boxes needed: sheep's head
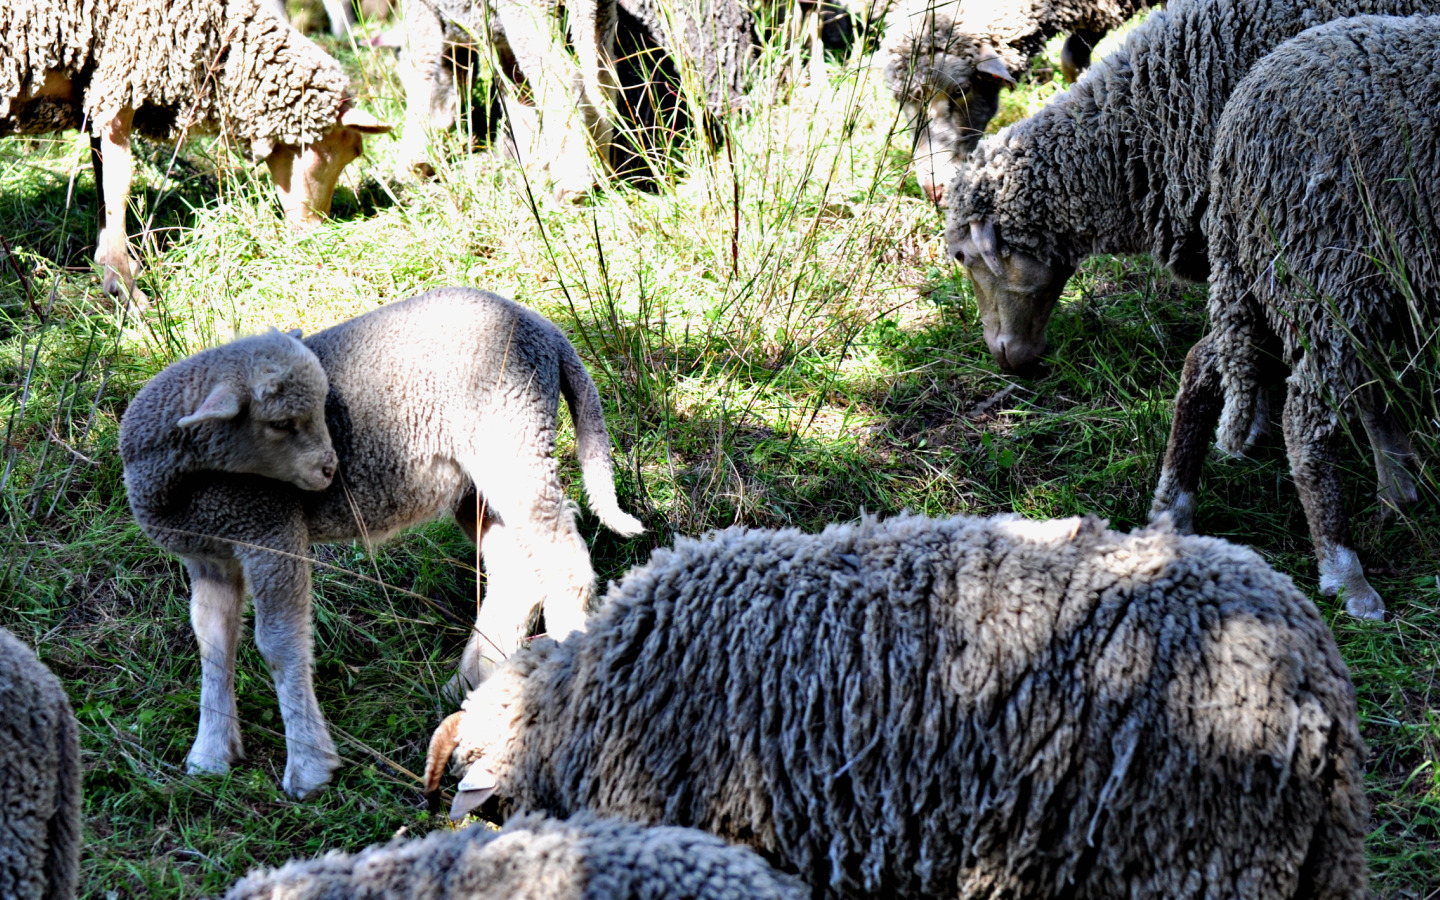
[885,33,1017,202]
[946,216,1073,372]
[176,331,337,491]
[423,653,541,821]
[262,104,391,229]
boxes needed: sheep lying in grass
[0,0,390,300]
[881,0,1153,201]
[427,512,1369,900]
[944,0,1434,372]
[1152,14,1440,620]
[224,812,807,899]
[0,627,81,900]
[120,286,644,799]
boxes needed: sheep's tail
[557,339,645,537]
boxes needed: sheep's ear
[177,383,242,427]
[338,105,392,134]
[449,762,498,821]
[970,219,1004,277]
[424,711,465,814]
[974,50,1016,87]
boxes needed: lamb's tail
[557,338,645,537]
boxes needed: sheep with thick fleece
[881,0,1153,201]
[0,0,389,299]
[120,286,643,799]
[1152,14,1440,620]
[223,812,807,899]
[0,627,81,900]
[427,512,1369,900]
[944,0,1435,372]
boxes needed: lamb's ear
[449,762,498,822]
[177,383,242,428]
[970,219,1004,277]
[974,49,1016,87]
[287,329,303,340]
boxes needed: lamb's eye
[267,419,297,434]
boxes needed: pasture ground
[0,10,1436,898]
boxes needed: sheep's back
[1208,13,1440,372]
[517,514,1361,898]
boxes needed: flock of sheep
[1,0,1435,897]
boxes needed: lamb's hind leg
[1151,333,1225,533]
[185,556,246,776]
[1284,360,1385,619]
[243,549,340,798]
[1356,384,1417,516]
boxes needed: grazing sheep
[395,0,621,202]
[943,0,1434,372]
[120,286,644,799]
[0,0,389,300]
[427,512,1369,900]
[223,812,808,899]
[1152,14,1440,620]
[0,627,81,900]
[881,0,1153,201]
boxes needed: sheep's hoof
[1343,588,1386,621]
[283,751,341,799]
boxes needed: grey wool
[880,0,1152,201]
[944,0,1437,372]
[0,0,388,298]
[222,812,808,899]
[0,627,81,900]
[428,512,1369,900]
[120,286,643,799]
[1152,14,1440,621]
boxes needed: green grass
[1,15,1437,900]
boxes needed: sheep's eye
[267,419,298,435]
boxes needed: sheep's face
[177,332,338,491]
[424,660,535,821]
[947,217,1072,372]
[904,85,1000,203]
[264,107,391,228]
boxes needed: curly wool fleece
[436,512,1369,900]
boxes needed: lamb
[0,0,389,300]
[880,0,1153,201]
[943,0,1435,372]
[426,511,1370,900]
[119,286,644,799]
[1150,13,1440,621]
[223,812,808,899]
[0,627,82,900]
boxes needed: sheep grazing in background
[0,627,81,900]
[0,0,389,300]
[120,286,644,799]
[223,812,808,899]
[427,512,1369,900]
[943,0,1435,372]
[880,0,1153,202]
[1152,14,1440,621]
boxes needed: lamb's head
[177,330,337,491]
[423,647,551,821]
[883,24,1017,202]
[261,103,391,229]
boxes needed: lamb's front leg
[244,548,340,798]
[185,556,246,776]
[92,108,142,301]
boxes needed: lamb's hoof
[1343,589,1386,621]
[1149,492,1195,534]
[283,750,341,799]
[1377,475,1419,521]
[186,751,233,777]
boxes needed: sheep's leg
[185,556,247,776]
[1356,384,1417,516]
[396,0,456,178]
[1283,360,1384,619]
[1059,28,1106,83]
[93,108,141,301]
[244,551,341,798]
[320,0,356,38]
[1151,333,1225,533]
